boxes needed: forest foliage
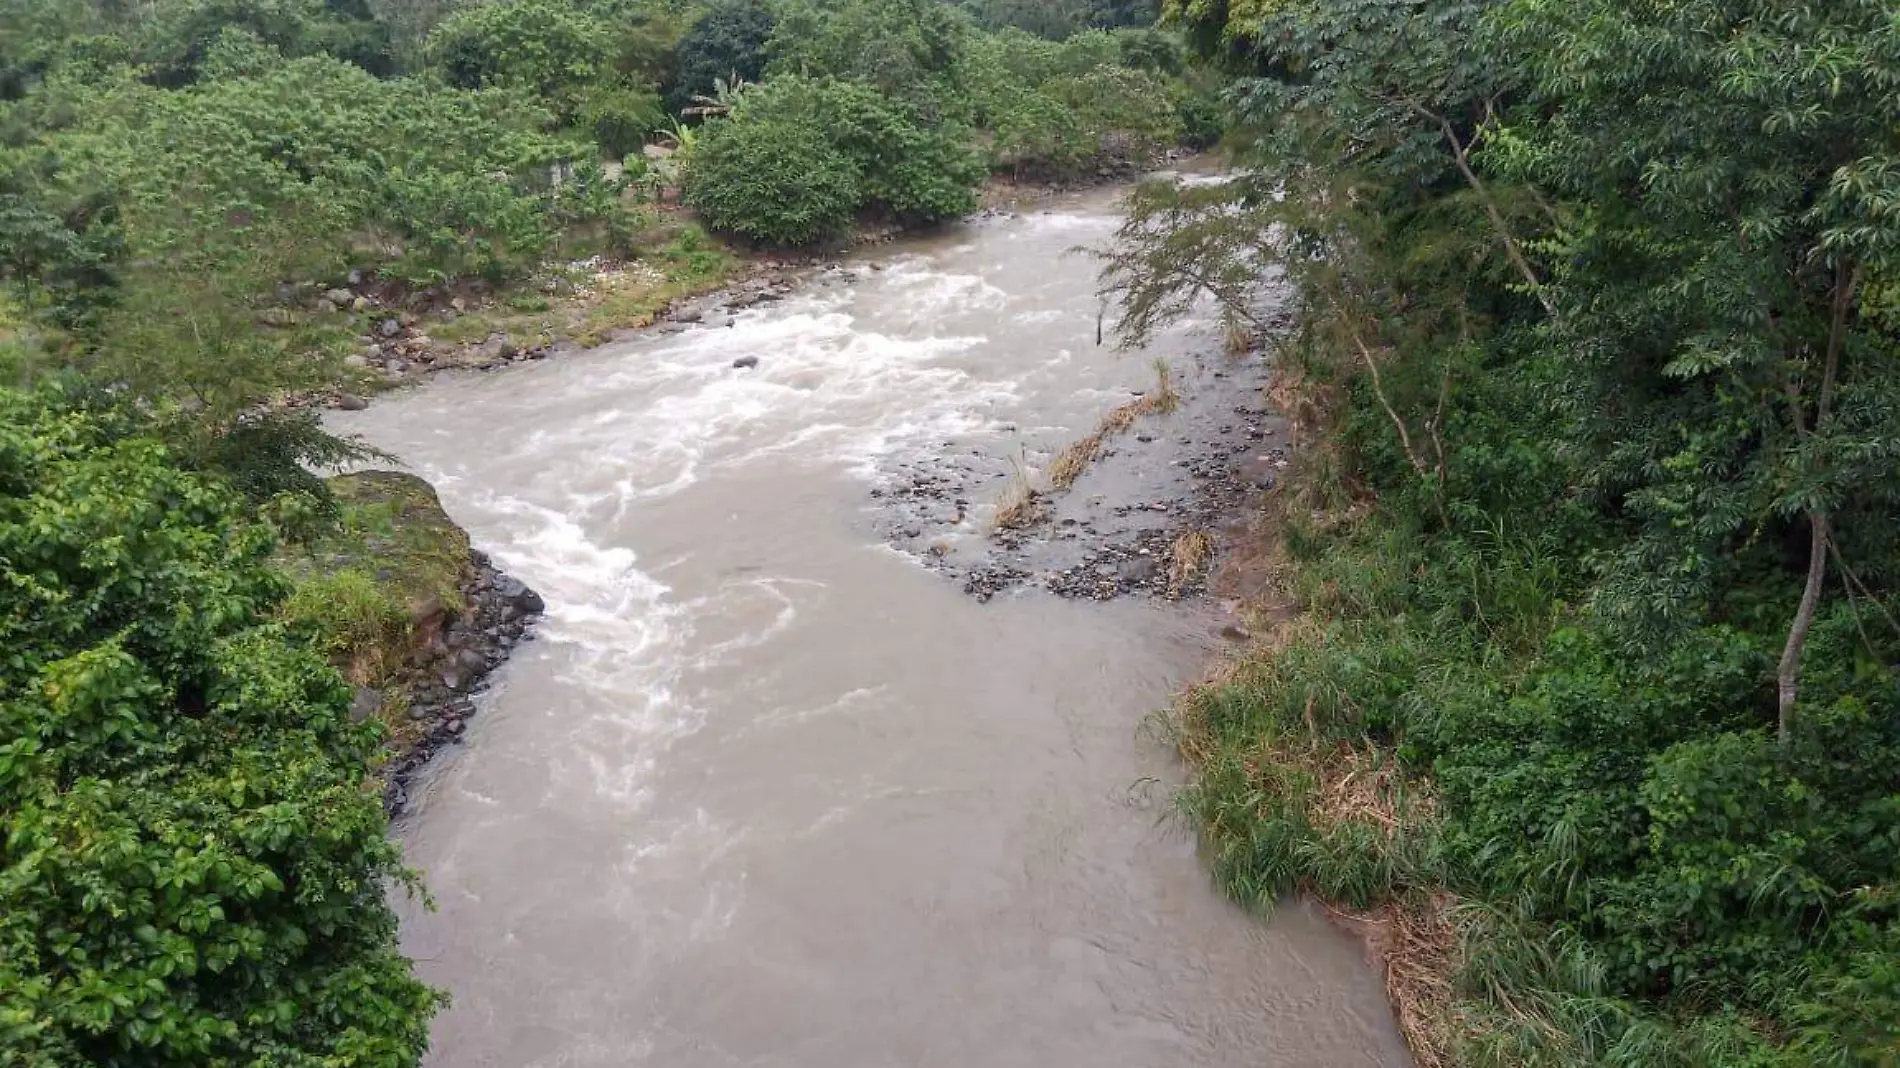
[1106,0,1900,1063]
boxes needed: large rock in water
[492,574,545,614]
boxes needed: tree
[0,387,440,1066]
[426,0,615,122]
[766,0,968,105]
[1483,0,1900,741]
[668,0,776,112]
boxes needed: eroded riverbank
[332,182,1410,1067]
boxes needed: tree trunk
[1778,511,1829,747]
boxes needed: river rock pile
[378,550,543,815]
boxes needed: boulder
[324,287,354,305]
[732,355,759,370]
[492,575,545,615]
[475,334,518,363]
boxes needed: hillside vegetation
[1106,0,1900,1063]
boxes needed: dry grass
[992,481,1045,530]
[991,452,1046,531]
[1223,316,1255,357]
[1040,359,1187,495]
[1048,431,1106,490]
[1166,528,1215,596]
[1326,893,1461,1068]
[1145,357,1181,414]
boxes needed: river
[330,185,1411,1067]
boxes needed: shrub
[0,388,438,1065]
[734,78,982,225]
[682,111,859,245]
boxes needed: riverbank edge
[276,471,546,816]
[1171,497,1461,1067]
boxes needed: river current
[331,185,1411,1067]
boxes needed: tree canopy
[1111,0,1900,1061]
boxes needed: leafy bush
[734,78,983,225]
[0,388,438,1065]
[682,109,859,245]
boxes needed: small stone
[324,287,354,305]
[377,318,402,339]
[347,269,365,286]
[316,299,339,315]
[349,687,384,723]
[335,394,369,411]
[344,354,369,369]
[732,355,759,370]
[352,296,371,312]
[365,344,384,361]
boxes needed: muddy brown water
[330,184,1412,1067]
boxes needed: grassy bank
[273,473,475,742]
[1163,406,1898,1066]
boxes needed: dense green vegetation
[0,387,438,1066]
[1110,0,1900,1063]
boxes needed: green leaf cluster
[1123,0,1900,1060]
[0,388,438,1066]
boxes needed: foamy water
[331,188,1411,1068]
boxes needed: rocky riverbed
[373,548,545,815]
[869,334,1293,607]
